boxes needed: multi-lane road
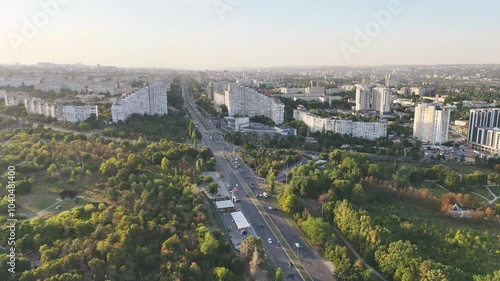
[182,78,335,281]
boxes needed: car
[262,192,268,198]
[277,241,281,246]
[268,206,274,210]
[295,243,300,248]
[259,223,264,229]
[55,205,62,210]
[288,261,294,267]
[267,238,272,244]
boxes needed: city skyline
[1,0,500,69]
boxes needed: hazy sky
[1,0,499,69]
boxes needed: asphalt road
[182,79,335,281]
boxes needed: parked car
[267,238,272,244]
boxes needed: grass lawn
[38,198,95,217]
[419,181,449,198]
[16,176,107,215]
[446,163,492,174]
[468,186,495,200]
[274,181,287,194]
[19,192,59,213]
[486,185,500,197]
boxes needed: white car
[295,243,300,248]
[268,238,273,244]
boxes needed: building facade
[4,93,97,122]
[58,105,98,122]
[372,87,392,114]
[111,82,168,122]
[467,108,500,155]
[413,104,452,144]
[293,110,387,140]
[355,85,392,114]
[225,83,284,125]
[355,86,371,111]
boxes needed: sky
[0,0,499,69]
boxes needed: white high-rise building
[111,82,168,123]
[225,83,284,125]
[413,104,452,144]
[385,74,400,87]
[355,85,391,114]
[467,108,500,155]
[355,86,371,111]
[372,87,392,114]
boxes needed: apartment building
[467,108,500,155]
[225,83,285,125]
[280,87,305,94]
[23,98,58,118]
[372,87,392,114]
[58,105,98,123]
[305,86,325,95]
[385,74,400,87]
[413,104,452,144]
[355,86,372,111]
[355,85,392,114]
[3,93,97,122]
[111,82,168,123]
[293,110,387,140]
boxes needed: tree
[267,168,276,193]
[207,182,218,194]
[375,240,420,281]
[350,183,366,204]
[248,248,261,278]
[240,236,262,260]
[200,232,219,255]
[299,216,330,247]
[392,171,409,189]
[275,267,284,281]
[196,158,204,173]
[473,270,500,281]
[160,157,169,170]
[444,171,461,191]
[213,267,231,281]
